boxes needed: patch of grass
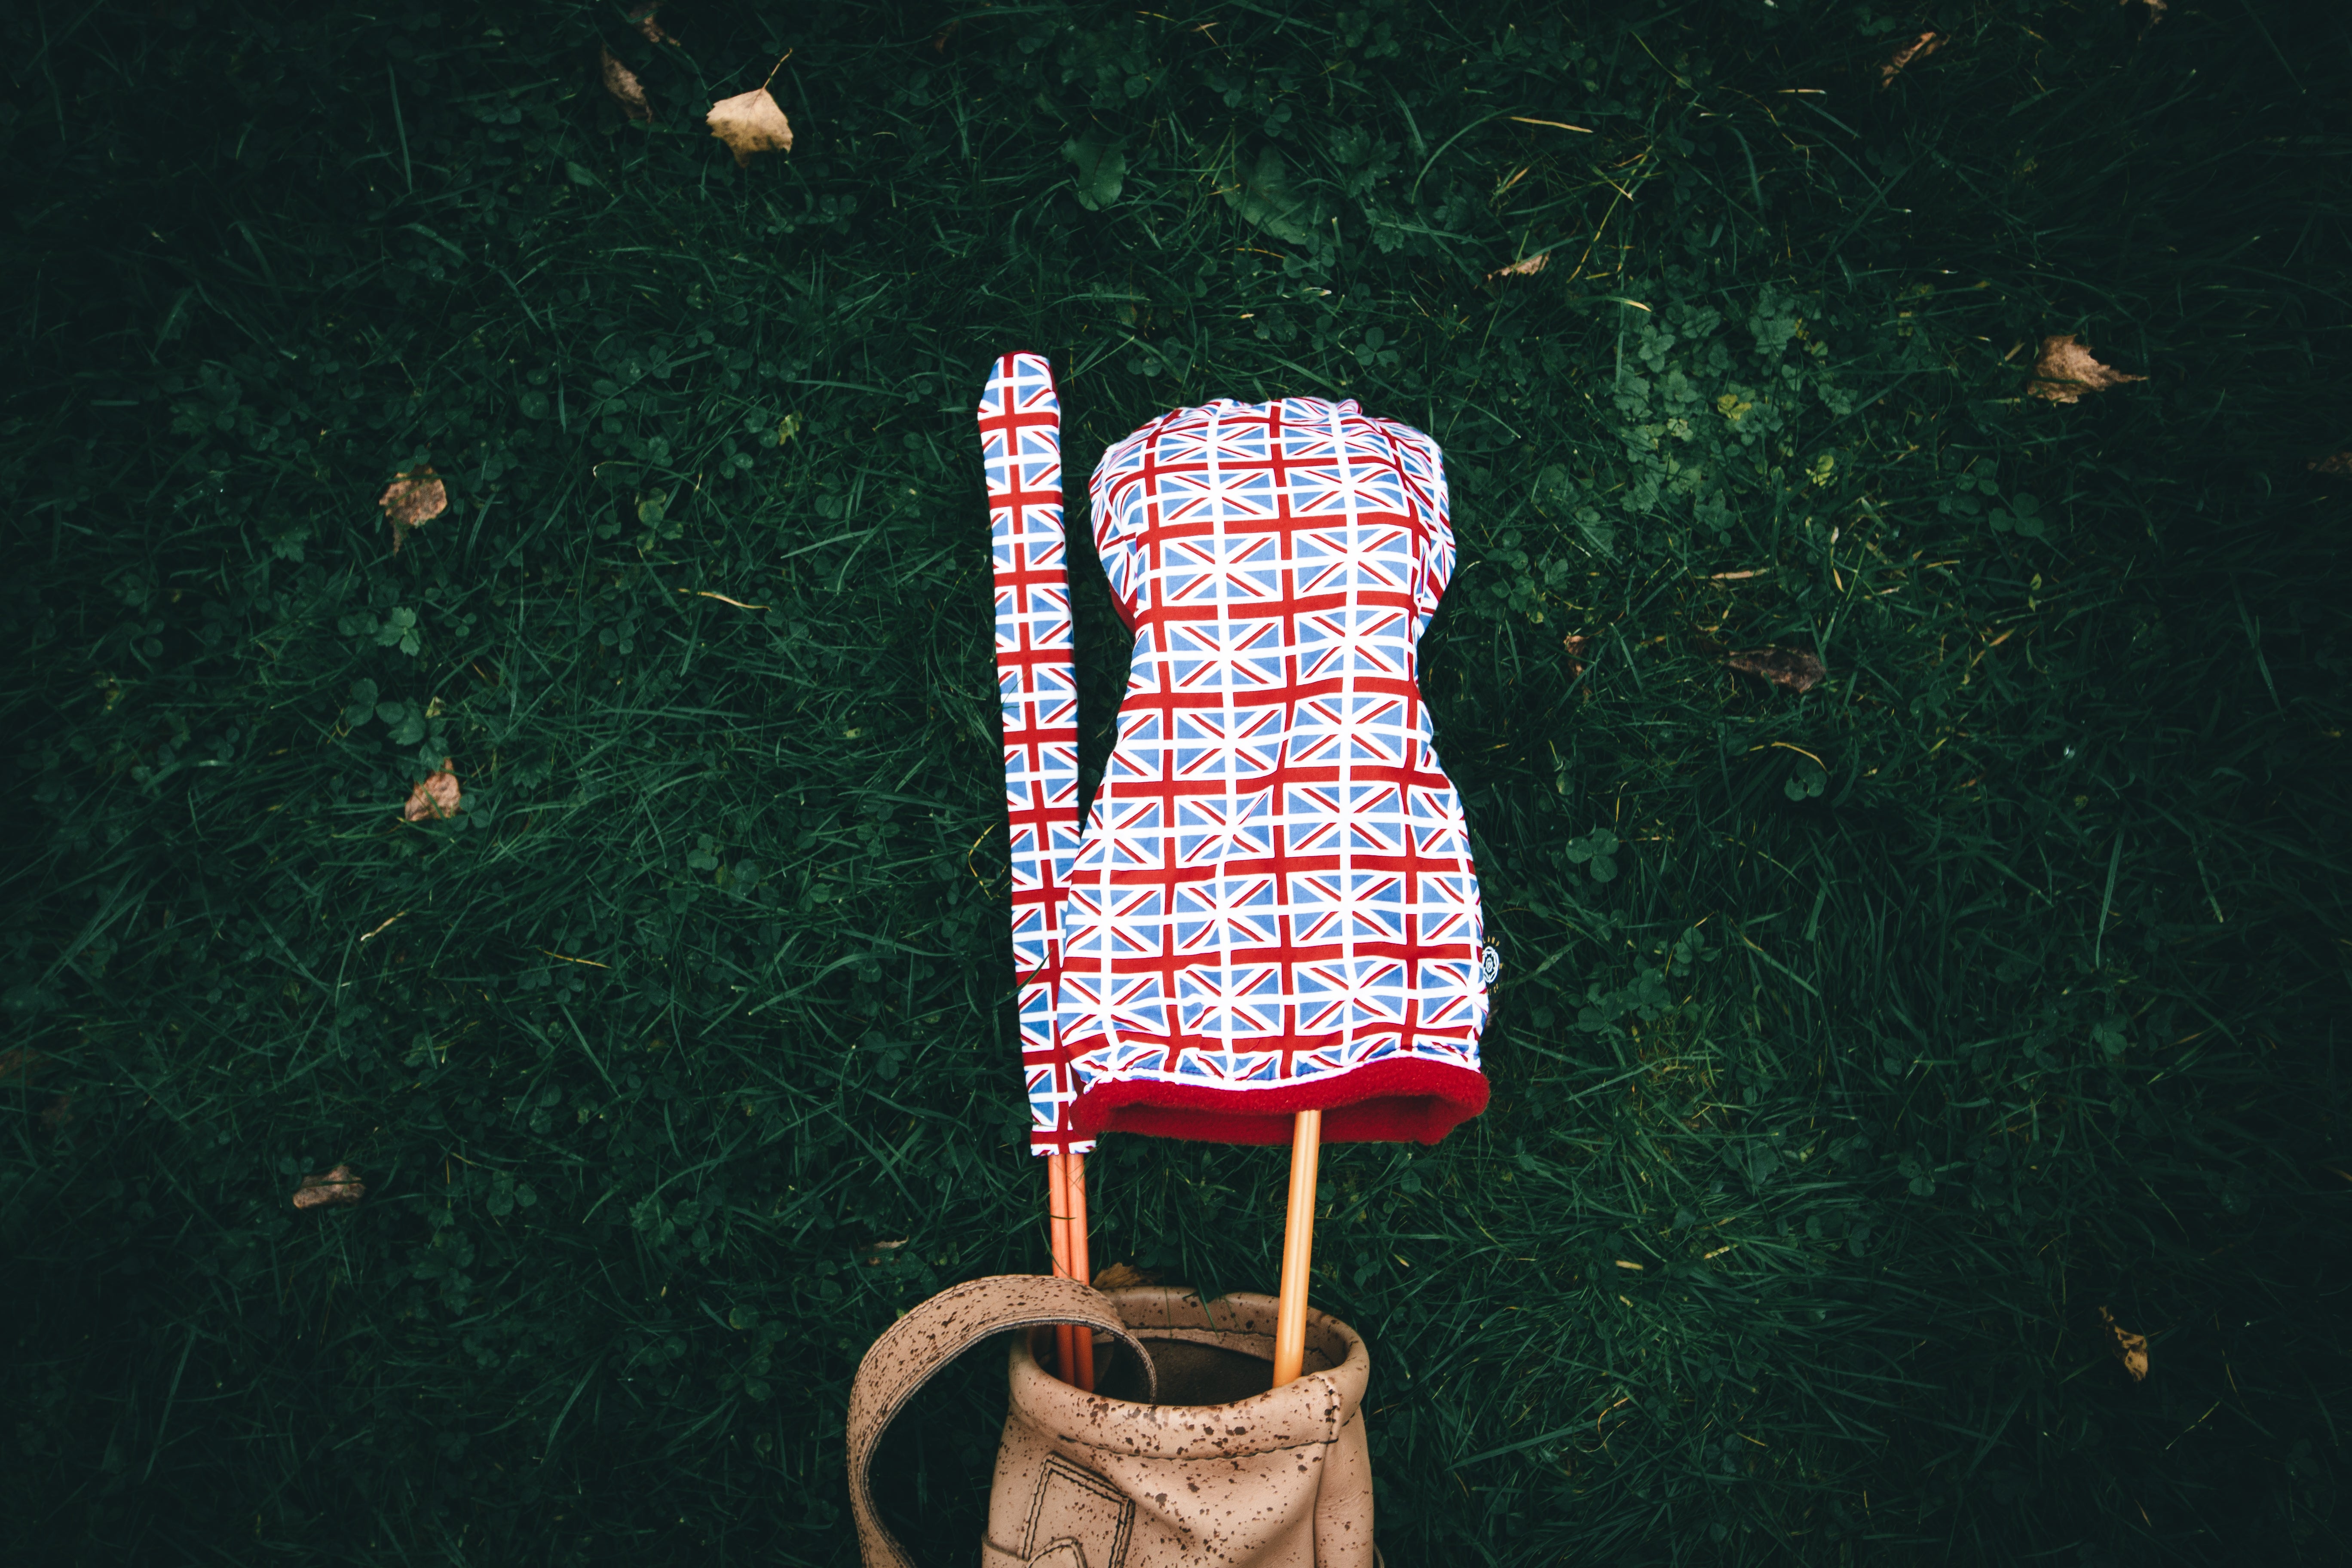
[2,1,2346,1564]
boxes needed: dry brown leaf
[294,1164,366,1210]
[1728,646,1826,693]
[0,1047,43,1082]
[379,466,447,554]
[2308,452,2352,475]
[1880,30,1944,88]
[628,2,676,44]
[708,87,793,166]
[2122,0,2167,25]
[602,46,652,123]
[41,1092,73,1130]
[2030,334,2147,404]
[1093,1262,1161,1290]
[1488,252,1550,281]
[403,758,461,823]
[2099,1306,2150,1381]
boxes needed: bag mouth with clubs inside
[1011,1284,1366,1431]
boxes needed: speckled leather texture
[848,1277,1373,1568]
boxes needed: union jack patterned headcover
[981,351,1491,1156]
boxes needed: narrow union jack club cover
[980,351,1492,1156]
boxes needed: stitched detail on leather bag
[1020,1456,1133,1568]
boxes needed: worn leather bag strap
[848,1274,1158,1568]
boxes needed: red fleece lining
[1072,1059,1489,1146]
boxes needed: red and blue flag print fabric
[981,352,1491,1156]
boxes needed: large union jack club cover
[980,351,1492,1156]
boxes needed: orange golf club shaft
[1271,1110,1322,1386]
[1067,1154,1094,1391]
[1047,1152,1078,1385]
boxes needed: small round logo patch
[1481,945,1501,985]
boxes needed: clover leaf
[1062,136,1127,211]
[1563,827,1621,882]
[1988,492,2046,538]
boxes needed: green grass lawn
[4,1,2348,1562]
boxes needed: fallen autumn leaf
[1489,252,1550,281]
[2030,334,2147,404]
[709,55,795,167]
[379,467,447,553]
[1728,646,1826,693]
[2099,1306,2150,1381]
[709,89,793,165]
[294,1164,366,1210]
[2308,452,2352,475]
[602,46,652,123]
[1093,1262,1161,1290]
[404,759,461,822]
[1880,31,1944,88]
[628,1,676,44]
